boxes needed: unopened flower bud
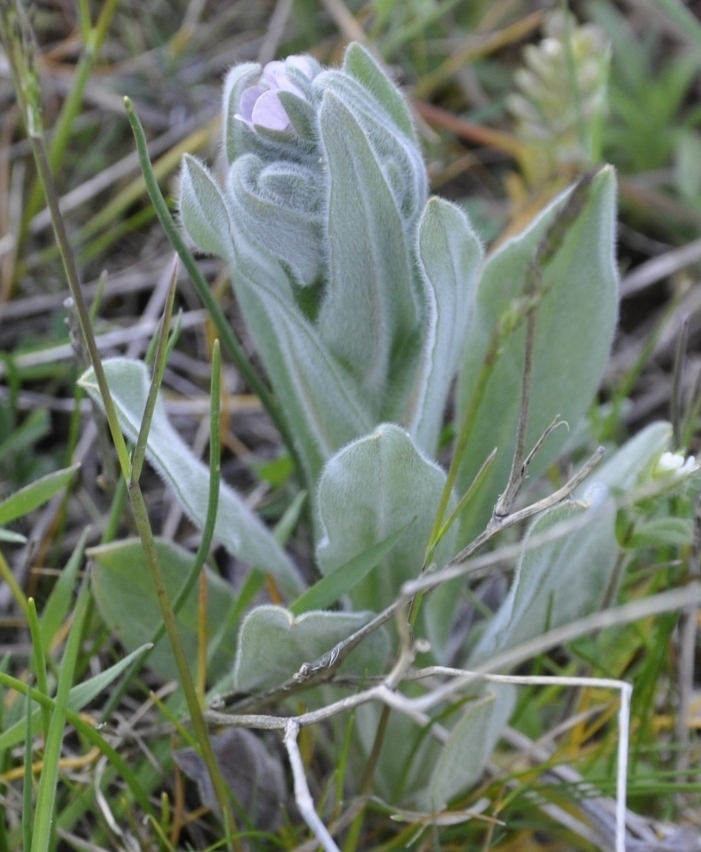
[235,56,319,132]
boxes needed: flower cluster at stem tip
[235,56,318,131]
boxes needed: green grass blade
[40,526,89,649]
[31,578,90,852]
[27,598,51,737]
[290,523,413,616]
[23,671,33,852]
[0,643,154,752]
[0,670,154,817]
[0,463,80,526]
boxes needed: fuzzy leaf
[228,155,324,286]
[409,197,483,455]
[470,493,618,663]
[587,421,672,493]
[428,684,515,810]
[317,69,427,222]
[179,155,233,258]
[89,538,238,682]
[456,168,619,543]
[228,238,373,484]
[316,424,458,657]
[233,605,388,693]
[222,62,262,165]
[317,91,422,416]
[342,43,416,139]
[78,359,302,595]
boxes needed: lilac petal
[251,90,291,131]
[260,61,286,88]
[238,85,265,122]
[286,55,316,79]
[261,60,303,96]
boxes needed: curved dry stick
[284,720,341,852]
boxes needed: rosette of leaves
[80,42,636,812]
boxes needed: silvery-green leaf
[277,89,318,143]
[89,538,239,682]
[227,155,323,286]
[428,684,515,810]
[587,421,672,493]
[315,424,457,657]
[629,516,693,549]
[317,91,422,416]
[408,197,483,455]
[222,62,262,165]
[78,358,303,596]
[342,43,416,139]
[179,155,233,258]
[233,605,388,693]
[456,168,619,544]
[317,72,427,224]
[470,493,618,664]
[229,240,374,484]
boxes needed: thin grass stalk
[22,673,33,852]
[342,704,391,852]
[30,578,90,852]
[431,447,498,551]
[26,135,131,478]
[26,597,51,737]
[121,293,237,842]
[0,547,28,617]
[129,257,178,483]
[427,335,499,551]
[197,571,208,707]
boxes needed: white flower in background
[654,451,699,479]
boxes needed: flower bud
[235,56,320,133]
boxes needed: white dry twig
[284,719,342,852]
